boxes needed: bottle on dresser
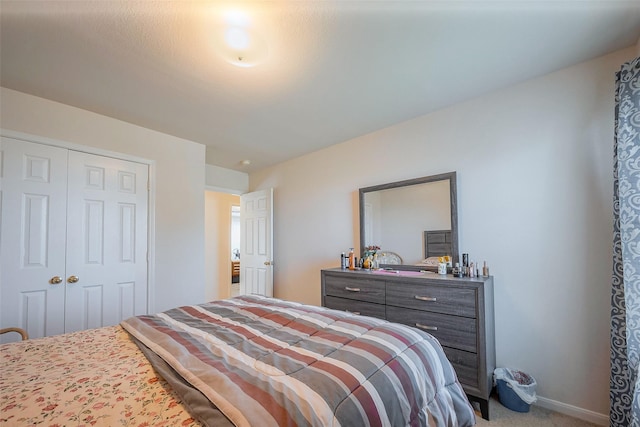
[348,248,355,270]
[453,262,463,278]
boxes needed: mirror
[359,172,458,270]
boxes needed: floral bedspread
[0,325,202,426]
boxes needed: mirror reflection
[359,172,458,270]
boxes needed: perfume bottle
[482,261,490,277]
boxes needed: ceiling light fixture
[240,159,251,166]
[219,9,268,68]
[225,27,250,50]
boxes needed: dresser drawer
[324,296,386,319]
[386,282,476,317]
[386,306,477,353]
[443,347,479,389]
[324,275,385,304]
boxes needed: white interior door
[0,138,69,339]
[239,188,273,297]
[64,151,149,333]
[0,137,149,340]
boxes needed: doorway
[204,190,240,301]
[204,188,273,300]
[230,205,240,296]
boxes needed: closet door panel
[0,137,68,340]
[64,151,148,333]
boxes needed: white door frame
[0,129,157,314]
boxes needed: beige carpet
[473,397,599,427]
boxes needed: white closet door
[64,151,148,333]
[0,138,69,339]
[0,138,149,341]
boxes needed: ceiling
[2,1,639,173]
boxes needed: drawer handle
[414,295,437,302]
[345,287,361,292]
[416,323,438,331]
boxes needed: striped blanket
[121,295,475,427]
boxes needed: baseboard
[535,396,608,426]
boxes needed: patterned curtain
[612,56,640,427]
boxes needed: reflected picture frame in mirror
[359,171,458,270]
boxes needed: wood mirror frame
[358,171,459,270]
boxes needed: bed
[1,295,475,426]
[415,230,453,271]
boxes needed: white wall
[0,87,206,312]
[205,164,248,194]
[250,47,639,422]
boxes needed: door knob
[264,261,273,266]
[50,276,63,285]
[67,275,79,283]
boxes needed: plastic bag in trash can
[494,368,537,404]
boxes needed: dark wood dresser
[321,268,495,420]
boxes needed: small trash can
[494,368,537,413]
